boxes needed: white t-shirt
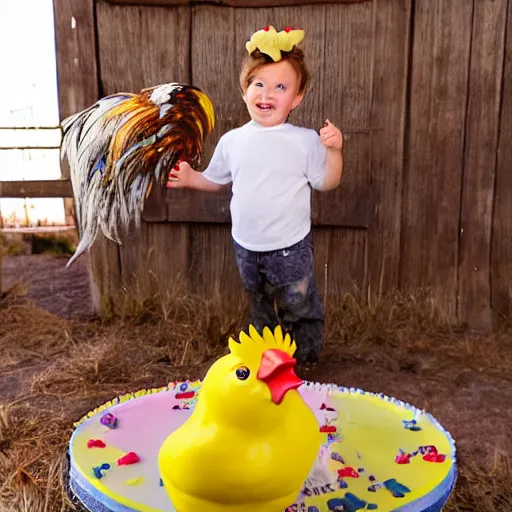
[202,121,327,251]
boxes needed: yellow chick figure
[158,325,321,512]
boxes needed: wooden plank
[186,7,241,300]
[188,224,242,297]
[52,0,106,313]
[144,187,232,223]
[96,0,191,93]
[115,222,189,291]
[192,5,245,162]
[52,0,99,123]
[458,0,507,330]
[366,0,411,292]
[491,0,512,321]
[95,0,193,302]
[313,133,370,228]
[52,0,99,249]
[328,228,366,295]
[313,227,366,299]
[106,0,371,7]
[400,0,473,319]
[313,1,373,230]
[0,180,73,198]
[145,185,368,225]
[174,5,239,300]
[88,235,122,313]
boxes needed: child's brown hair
[239,47,310,95]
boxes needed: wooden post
[52,0,101,311]
[458,0,507,330]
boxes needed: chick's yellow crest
[228,324,296,364]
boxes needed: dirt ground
[1,254,93,320]
[1,253,512,511]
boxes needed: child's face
[243,60,304,127]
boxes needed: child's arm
[318,119,343,191]
[167,161,223,192]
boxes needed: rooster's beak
[257,349,303,404]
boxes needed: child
[167,26,343,364]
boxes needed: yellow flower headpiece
[245,25,305,62]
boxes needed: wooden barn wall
[492,0,512,324]
[401,0,509,327]
[52,0,512,328]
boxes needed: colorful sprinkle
[87,439,106,449]
[125,477,144,486]
[423,452,446,463]
[92,463,110,479]
[383,478,411,498]
[337,467,359,479]
[100,413,118,429]
[327,492,370,511]
[395,452,411,464]
[402,418,422,431]
[175,391,195,400]
[117,452,140,466]
[320,425,337,433]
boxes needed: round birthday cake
[68,380,456,512]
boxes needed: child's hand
[167,160,193,188]
[319,120,343,150]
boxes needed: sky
[0,0,65,227]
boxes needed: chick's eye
[236,367,250,380]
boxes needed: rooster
[60,82,215,267]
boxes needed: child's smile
[243,60,303,127]
[256,102,273,111]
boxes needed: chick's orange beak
[257,349,303,404]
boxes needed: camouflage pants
[233,232,324,364]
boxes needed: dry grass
[1,284,511,511]
[448,450,512,511]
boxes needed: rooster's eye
[236,367,250,380]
